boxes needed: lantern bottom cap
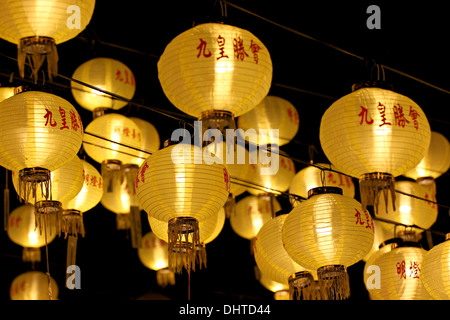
[317,265,350,300]
[18,168,51,204]
[289,271,318,300]
[359,172,395,214]
[61,210,85,238]
[18,36,58,82]
[35,200,63,237]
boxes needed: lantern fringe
[195,243,207,270]
[317,265,350,300]
[101,160,123,194]
[156,268,176,288]
[61,210,85,239]
[359,172,396,214]
[224,193,236,218]
[129,206,143,249]
[18,168,52,205]
[116,213,131,230]
[167,217,200,274]
[22,247,41,263]
[35,201,62,237]
[18,36,58,84]
[289,271,319,300]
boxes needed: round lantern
[136,142,229,273]
[370,244,432,300]
[71,57,136,115]
[230,195,281,240]
[282,187,374,300]
[7,204,57,262]
[246,149,296,196]
[10,271,58,300]
[0,0,95,81]
[12,155,84,236]
[254,214,318,300]
[157,22,272,134]
[0,86,15,101]
[0,90,84,204]
[319,84,431,214]
[376,180,438,230]
[289,163,355,207]
[256,268,290,300]
[404,131,450,180]
[237,95,299,147]
[363,219,398,262]
[129,117,160,166]
[138,232,175,288]
[421,234,450,299]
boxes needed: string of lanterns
[0,0,449,302]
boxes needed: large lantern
[289,163,355,207]
[230,195,281,240]
[138,232,175,288]
[71,57,136,116]
[0,0,95,82]
[136,142,229,273]
[0,90,84,204]
[370,244,432,300]
[421,234,450,300]
[237,95,299,147]
[10,271,58,300]
[282,187,374,300]
[254,214,318,300]
[319,84,431,213]
[158,22,272,135]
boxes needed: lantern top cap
[378,237,403,249]
[163,139,181,148]
[351,80,394,92]
[307,186,343,198]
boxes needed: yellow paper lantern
[362,219,398,262]
[246,149,296,196]
[10,271,58,300]
[230,195,281,240]
[370,245,432,300]
[282,187,374,299]
[0,87,15,101]
[0,0,95,80]
[319,85,431,213]
[157,22,272,119]
[421,234,450,299]
[257,269,290,300]
[71,57,136,114]
[404,131,450,180]
[83,113,144,166]
[237,95,299,146]
[376,180,438,230]
[136,143,229,273]
[289,163,355,206]
[129,117,160,166]
[254,214,318,300]
[7,204,57,263]
[138,232,175,288]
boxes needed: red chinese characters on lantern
[135,162,149,189]
[43,106,81,132]
[287,107,299,125]
[195,36,261,64]
[197,38,212,58]
[358,102,421,130]
[327,171,354,189]
[354,208,374,230]
[113,126,141,142]
[409,105,420,130]
[59,106,69,130]
[223,167,230,192]
[83,173,102,190]
[393,104,410,128]
[115,69,135,87]
[377,102,391,127]
[397,260,421,279]
[249,39,260,64]
[233,37,249,61]
[358,106,374,125]
[216,35,229,60]
[44,108,57,127]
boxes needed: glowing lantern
[129,117,160,166]
[138,232,175,288]
[254,214,318,300]
[289,163,355,207]
[230,195,281,240]
[12,156,84,235]
[282,187,374,300]
[319,85,431,213]
[10,271,58,300]
[370,244,432,300]
[158,22,272,133]
[246,149,296,196]
[7,205,57,262]
[136,142,230,273]
[421,234,450,299]
[71,57,136,115]
[362,219,398,262]
[237,95,299,147]
[0,90,84,205]
[0,87,15,101]
[376,180,438,230]
[0,0,95,81]
[255,267,290,300]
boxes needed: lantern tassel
[35,201,62,238]
[359,172,396,214]
[167,217,200,274]
[289,271,319,300]
[195,243,207,270]
[61,210,85,239]
[156,268,176,288]
[18,168,51,205]
[317,265,350,300]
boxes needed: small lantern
[319,84,431,213]
[237,95,299,147]
[282,187,374,300]
[0,0,95,82]
[421,233,450,300]
[10,271,58,300]
[254,214,318,300]
[71,57,136,116]
[136,143,229,273]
